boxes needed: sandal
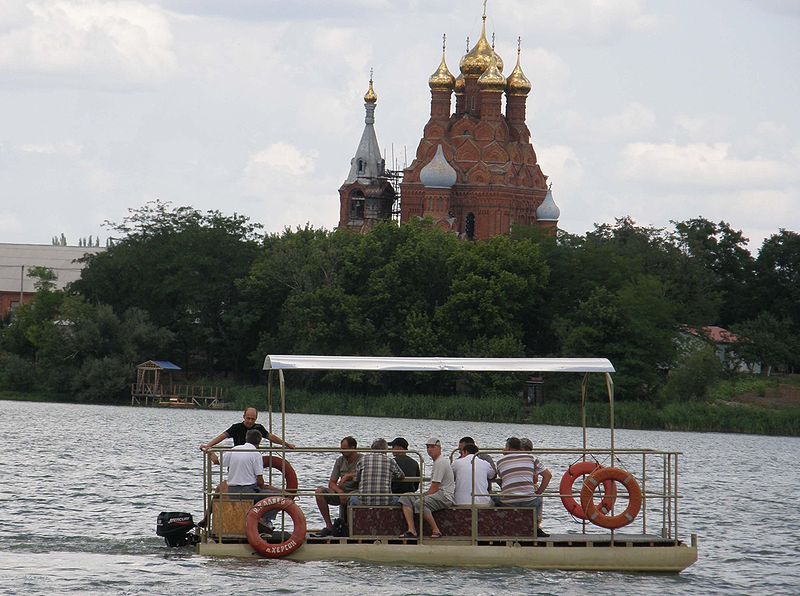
[400,531,417,539]
[430,531,442,539]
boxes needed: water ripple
[0,401,798,595]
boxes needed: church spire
[429,34,456,92]
[343,71,385,184]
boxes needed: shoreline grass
[225,385,798,437]
[2,384,797,437]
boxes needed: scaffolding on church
[384,168,404,223]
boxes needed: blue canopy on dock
[138,360,182,370]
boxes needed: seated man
[206,428,279,529]
[452,443,495,505]
[398,437,454,538]
[314,436,361,537]
[494,436,552,537]
[458,436,498,489]
[458,436,498,475]
[350,438,405,506]
[388,437,420,494]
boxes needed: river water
[1,401,798,595]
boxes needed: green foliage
[198,383,800,437]
[672,218,754,325]
[2,204,798,407]
[732,312,798,374]
[27,266,58,292]
[0,352,37,391]
[706,375,784,401]
[659,346,726,402]
[72,200,262,375]
[0,281,173,401]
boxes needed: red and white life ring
[246,496,306,558]
[580,467,642,529]
[559,461,617,519]
[262,455,298,493]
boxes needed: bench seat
[350,504,536,539]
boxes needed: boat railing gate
[201,446,683,546]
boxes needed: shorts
[399,491,453,515]
[319,488,350,506]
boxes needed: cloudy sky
[0,0,797,252]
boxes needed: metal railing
[199,446,684,546]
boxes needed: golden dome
[454,73,465,94]
[477,55,506,92]
[459,17,503,76]
[506,47,531,96]
[363,75,377,103]
[429,50,455,92]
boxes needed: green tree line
[1,201,798,403]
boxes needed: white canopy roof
[263,355,614,373]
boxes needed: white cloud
[560,103,656,140]
[752,0,800,16]
[501,47,571,109]
[78,158,116,193]
[0,0,176,84]
[18,142,82,156]
[672,113,730,142]
[0,212,20,234]
[595,102,656,137]
[496,0,658,43]
[618,142,800,189]
[537,144,584,194]
[242,142,318,194]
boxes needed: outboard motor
[156,512,199,547]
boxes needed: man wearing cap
[388,437,420,494]
[398,437,455,538]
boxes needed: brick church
[338,7,560,240]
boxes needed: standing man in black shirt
[200,407,295,452]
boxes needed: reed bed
[226,385,799,437]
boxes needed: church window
[465,213,476,240]
[350,191,365,220]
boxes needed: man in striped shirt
[494,436,552,537]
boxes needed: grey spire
[344,81,385,185]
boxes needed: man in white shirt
[209,428,278,528]
[398,437,455,538]
[452,443,495,505]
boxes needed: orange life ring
[559,461,616,519]
[580,467,642,529]
[246,496,307,558]
[262,455,298,493]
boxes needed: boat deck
[198,531,697,571]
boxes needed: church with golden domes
[338,6,560,239]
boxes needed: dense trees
[72,201,262,375]
[1,205,797,403]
